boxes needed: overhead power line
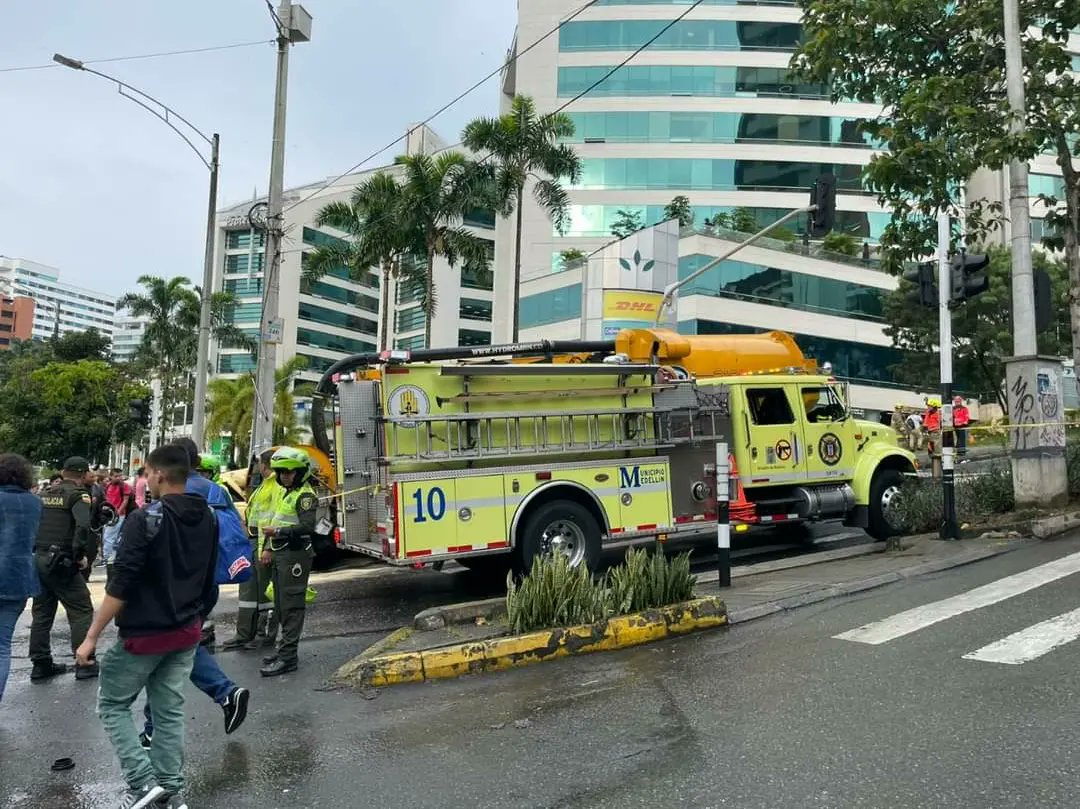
[281,0,603,214]
[0,40,273,74]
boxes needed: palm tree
[394,152,495,347]
[206,355,312,463]
[119,275,250,445]
[305,173,412,350]
[462,95,582,341]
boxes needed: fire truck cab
[318,328,915,573]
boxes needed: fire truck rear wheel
[868,468,907,539]
[516,500,602,575]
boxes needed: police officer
[29,456,98,681]
[222,449,280,651]
[259,447,317,677]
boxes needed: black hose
[309,339,616,457]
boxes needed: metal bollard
[716,441,731,588]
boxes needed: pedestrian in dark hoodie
[77,444,216,809]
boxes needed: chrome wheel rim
[539,519,586,567]
[881,484,903,529]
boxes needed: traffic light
[128,398,150,428]
[1034,268,1053,332]
[902,262,937,307]
[809,173,836,237]
[949,251,990,303]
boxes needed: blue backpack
[144,497,252,585]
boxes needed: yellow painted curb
[334,596,726,689]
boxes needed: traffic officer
[259,447,317,677]
[222,449,280,651]
[29,456,98,681]
[198,453,223,482]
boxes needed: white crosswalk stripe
[962,607,1080,665]
[834,549,1080,647]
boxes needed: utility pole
[191,133,220,447]
[937,213,959,540]
[251,1,312,458]
[1003,0,1036,356]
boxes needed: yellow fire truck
[309,328,916,573]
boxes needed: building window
[295,328,374,354]
[395,307,427,332]
[572,158,869,194]
[217,354,257,373]
[559,19,801,51]
[224,254,265,274]
[223,277,263,297]
[299,251,377,286]
[558,65,830,99]
[297,301,378,335]
[397,278,425,305]
[301,226,348,249]
[463,208,496,229]
[459,298,493,322]
[1029,173,1066,198]
[225,230,265,250]
[678,254,884,321]
[225,303,263,323]
[300,279,379,312]
[396,334,426,351]
[458,329,491,347]
[519,285,583,329]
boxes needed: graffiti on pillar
[1010,374,1036,451]
[1038,368,1066,448]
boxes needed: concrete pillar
[1005,355,1068,508]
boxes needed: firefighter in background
[259,447,317,677]
[923,398,942,461]
[953,395,971,461]
[222,449,280,651]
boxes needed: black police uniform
[29,477,98,679]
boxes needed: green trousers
[271,548,313,666]
[29,552,94,664]
[235,553,276,642]
[98,641,196,794]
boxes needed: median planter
[333,595,727,689]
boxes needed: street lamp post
[52,53,220,448]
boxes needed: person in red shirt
[101,468,133,567]
[953,396,971,460]
[133,467,149,508]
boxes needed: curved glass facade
[679,254,885,321]
[573,158,868,193]
[295,328,373,354]
[558,65,829,99]
[520,284,583,328]
[560,204,890,240]
[560,20,801,51]
[565,111,875,147]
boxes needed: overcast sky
[0,0,517,298]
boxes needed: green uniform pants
[235,552,276,642]
[270,548,313,666]
[29,552,94,664]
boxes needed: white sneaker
[119,784,165,809]
[158,794,189,809]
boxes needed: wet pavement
[1,522,872,809]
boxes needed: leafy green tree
[304,173,414,350]
[557,248,588,272]
[610,209,644,239]
[886,247,1070,410]
[462,95,582,341]
[663,195,694,228]
[0,359,147,465]
[729,207,759,233]
[118,275,249,444]
[794,0,1080,369]
[205,355,313,463]
[52,328,111,362]
[394,152,494,347]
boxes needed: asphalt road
[6,531,1080,808]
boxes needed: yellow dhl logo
[612,301,657,313]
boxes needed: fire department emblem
[387,384,429,428]
[818,433,842,466]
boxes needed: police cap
[63,456,90,473]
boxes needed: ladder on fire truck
[380,363,730,463]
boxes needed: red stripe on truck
[405,549,432,558]
[447,545,473,553]
[486,541,508,549]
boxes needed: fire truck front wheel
[867,468,907,540]
[516,500,602,575]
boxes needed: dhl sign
[601,290,664,320]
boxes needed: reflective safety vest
[924,409,941,431]
[247,478,281,554]
[267,482,317,551]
